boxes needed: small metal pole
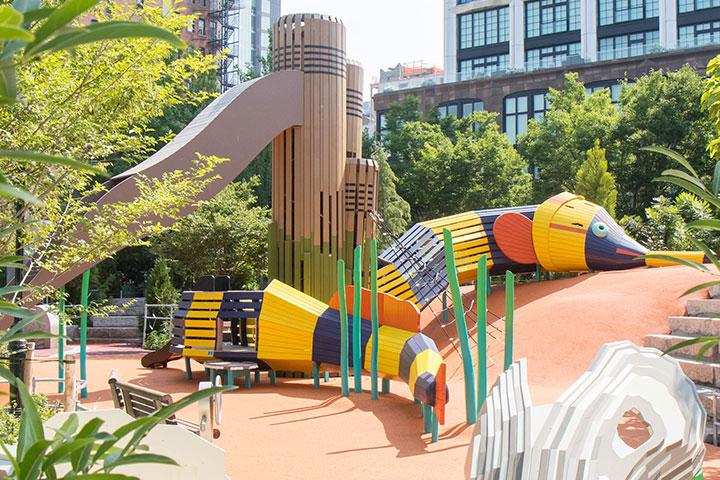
[63,354,77,412]
[504,271,515,371]
[58,286,65,393]
[80,270,90,398]
[142,303,148,348]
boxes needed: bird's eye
[592,222,608,238]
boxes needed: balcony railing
[373,38,719,95]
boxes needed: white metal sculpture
[465,341,706,479]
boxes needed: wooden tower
[269,14,378,302]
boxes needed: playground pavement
[27,265,720,479]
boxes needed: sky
[280,1,444,101]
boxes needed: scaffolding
[209,0,241,92]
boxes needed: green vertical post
[487,271,492,296]
[353,245,362,393]
[313,363,320,389]
[477,255,488,408]
[422,403,431,433]
[442,290,448,323]
[382,378,390,394]
[442,228,477,425]
[504,271,515,371]
[58,286,65,394]
[337,260,350,397]
[430,408,439,443]
[535,264,541,282]
[80,270,90,398]
[370,239,379,400]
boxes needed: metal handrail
[142,303,178,347]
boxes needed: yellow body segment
[192,292,225,301]
[363,325,415,376]
[256,280,325,366]
[407,349,444,393]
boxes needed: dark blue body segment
[585,209,648,271]
[398,333,440,383]
[311,308,373,367]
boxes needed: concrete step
[108,297,145,317]
[696,385,720,420]
[710,283,720,299]
[677,357,720,387]
[66,325,140,343]
[645,333,718,362]
[91,316,137,327]
[686,299,720,317]
[668,316,720,337]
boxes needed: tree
[0,1,223,298]
[398,111,531,222]
[152,178,270,288]
[373,147,411,250]
[516,73,620,203]
[575,141,618,217]
[611,66,716,216]
[145,257,179,320]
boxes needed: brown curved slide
[30,70,304,291]
[141,342,181,369]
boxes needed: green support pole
[487,271,492,296]
[535,264,541,282]
[58,286,65,394]
[422,403,431,433]
[477,255,488,409]
[382,378,390,394]
[80,270,90,398]
[337,260,350,397]
[353,245,362,393]
[442,228,477,425]
[313,363,320,389]
[442,290,448,323]
[370,239,379,400]
[504,271,515,371]
[430,408,439,443]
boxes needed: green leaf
[660,169,706,190]
[643,145,700,178]
[43,437,96,472]
[12,0,41,14]
[0,306,37,318]
[0,219,39,237]
[1,330,65,344]
[0,285,31,296]
[654,175,720,210]
[0,181,41,204]
[697,338,720,360]
[16,379,45,458]
[687,219,720,231]
[640,253,711,272]
[681,280,720,297]
[0,63,17,104]
[0,6,24,26]
[0,24,33,42]
[0,312,44,342]
[0,442,20,477]
[30,20,186,57]
[23,0,101,56]
[21,7,54,25]
[104,453,178,469]
[662,336,719,356]
[0,150,105,174]
[713,161,720,196]
[19,438,52,480]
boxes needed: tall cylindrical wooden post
[269,15,378,302]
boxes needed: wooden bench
[108,369,221,442]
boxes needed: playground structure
[465,342,706,479]
[16,11,715,463]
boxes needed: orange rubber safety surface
[26,265,720,479]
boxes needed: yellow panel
[377,264,400,282]
[262,359,315,371]
[185,319,216,328]
[185,329,216,338]
[193,292,224,301]
[182,348,214,359]
[187,310,219,319]
[364,326,415,376]
[184,338,216,348]
[532,192,579,272]
[190,301,221,310]
[407,349,443,393]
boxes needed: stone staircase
[644,285,720,438]
[67,297,144,344]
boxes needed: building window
[504,92,549,143]
[438,100,484,119]
[679,21,720,47]
[135,0,144,8]
[458,54,509,79]
[525,42,580,69]
[200,0,206,5]
[458,7,510,49]
[525,0,581,38]
[198,18,206,36]
[679,0,720,12]
[209,21,217,39]
[585,80,629,105]
[187,20,194,33]
[598,30,659,59]
[599,0,659,25]
[458,0,475,4]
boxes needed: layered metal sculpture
[465,341,706,479]
[378,192,707,309]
